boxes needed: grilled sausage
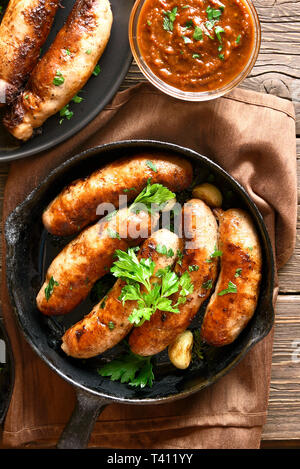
[61,229,182,358]
[42,153,193,236]
[200,208,262,346]
[0,0,60,106]
[129,199,219,356]
[3,0,113,140]
[36,208,159,316]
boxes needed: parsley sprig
[98,351,154,388]
[130,178,175,214]
[163,7,178,32]
[45,276,59,301]
[110,249,194,326]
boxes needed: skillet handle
[57,387,110,449]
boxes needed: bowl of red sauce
[129,0,261,101]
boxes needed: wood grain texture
[0,0,299,445]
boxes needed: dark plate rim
[5,139,275,404]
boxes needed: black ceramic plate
[5,140,275,405]
[0,0,133,162]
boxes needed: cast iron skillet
[0,0,133,162]
[4,140,275,449]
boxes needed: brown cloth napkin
[1,83,297,449]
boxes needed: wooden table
[0,0,299,448]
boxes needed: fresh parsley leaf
[93,64,101,76]
[65,48,71,56]
[72,94,83,103]
[111,248,155,292]
[236,34,241,44]
[108,321,115,330]
[218,281,237,296]
[163,7,178,32]
[53,70,65,86]
[130,179,175,214]
[219,53,224,60]
[235,268,242,278]
[193,26,203,41]
[59,104,73,121]
[146,160,158,172]
[107,227,121,240]
[206,246,223,262]
[189,264,199,272]
[192,53,201,59]
[202,279,213,289]
[182,35,193,44]
[147,20,152,26]
[206,6,223,20]
[215,25,225,43]
[98,352,154,388]
[156,244,174,258]
[45,276,59,301]
[176,249,184,265]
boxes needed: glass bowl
[129,0,261,102]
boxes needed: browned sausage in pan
[129,199,219,356]
[200,208,262,346]
[42,153,193,236]
[61,229,182,358]
[36,208,159,316]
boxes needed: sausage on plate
[42,153,193,236]
[36,207,159,316]
[61,229,182,358]
[3,0,113,140]
[129,199,219,356]
[200,208,262,346]
[0,0,60,106]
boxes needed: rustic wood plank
[262,295,300,440]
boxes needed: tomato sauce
[137,0,256,92]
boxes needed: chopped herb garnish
[45,276,59,301]
[218,44,223,52]
[93,64,101,76]
[193,26,203,41]
[98,351,154,388]
[53,70,65,86]
[192,53,201,59]
[72,94,83,103]
[176,249,184,265]
[219,53,224,60]
[206,6,223,20]
[206,246,223,262]
[65,49,71,56]
[182,35,193,44]
[215,25,225,43]
[236,34,241,44]
[202,279,213,290]
[86,49,92,54]
[182,5,190,9]
[156,244,174,258]
[189,264,199,272]
[248,246,253,251]
[147,20,152,26]
[235,268,242,278]
[218,281,237,296]
[108,321,115,330]
[163,7,178,32]
[59,104,73,121]
[146,160,158,172]
[123,187,136,193]
[107,228,121,240]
